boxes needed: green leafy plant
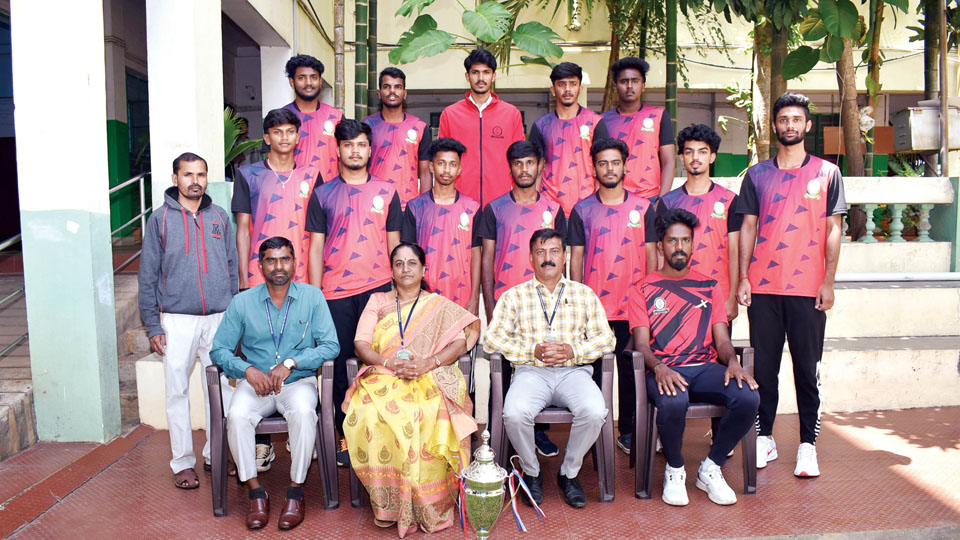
[224,108,262,167]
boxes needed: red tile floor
[1,408,958,539]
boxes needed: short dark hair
[390,242,431,291]
[263,108,302,132]
[676,123,721,154]
[172,152,207,174]
[772,92,811,120]
[655,208,699,241]
[258,236,295,259]
[529,228,566,252]
[285,54,325,79]
[550,61,582,83]
[506,140,542,163]
[428,137,467,161]
[464,48,497,72]
[379,67,406,87]
[334,119,372,144]
[610,56,650,83]
[590,137,629,164]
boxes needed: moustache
[540,261,556,268]
[671,251,688,259]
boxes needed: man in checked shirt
[484,228,615,509]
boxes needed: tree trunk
[865,0,885,177]
[752,22,771,163]
[665,0,678,135]
[838,38,864,176]
[769,24,788,157]
[924,0,940,100]
[602,29,620,112]
[367,0,378,111]
[355,0,369,119]
[334,0,345,110]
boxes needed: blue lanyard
[535,283,565,329]
[265,297,292,363]
[396,293,421,349]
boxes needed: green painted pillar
[11,0,120,441]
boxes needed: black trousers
[747,294,826,445]
[597,321,634,437]
[327,281,392,434]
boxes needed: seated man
[211,236,340,531]
[628,209,759,507]
[484,228,615,509]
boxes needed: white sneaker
[794,442,820,477]
[285,439,319,460]
[696,458,737,505]
[756,435,778,469]
[256,443,275,472]
[661,465,689,506]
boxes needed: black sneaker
[521,472,543,507]
[534,430,559,457]
[337,439,350,468]
[557,471,587,508]
[616,433,632,455]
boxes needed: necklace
[266,158,292,188]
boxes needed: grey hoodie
[138,186,239,337]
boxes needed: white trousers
[227,376,319,483]
[161,312,233,474]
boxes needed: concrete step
[136,353,210,430]
[118,353,140,386]
[122,326,151,356]
[0,380,36,461]
[119,379,139,430]
[113,274,142,346]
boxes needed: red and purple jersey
[601,106,674,198]
[232,161,321,286]
[567,192,657,321]
[736,155,846,297]
[304,175,402,300]
[362,113,432,208]
[627,271,726,368]
[529,107,609,215]
[401,191,481,308]
[284,101,343,183]
[659,183,742,302]
[476,192,566,301]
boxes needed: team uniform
[528,107,610,215]
[362,113,432,208]
[439,92,525,208]
[284,101,343,183]
[305,174,402,428]
[628,272,759,468]
[401,191,481,308]
[601,106,674,198]
[232,161,321,286]
[567,192,656,437]
[659,183,742,302]
[736,155,846,446]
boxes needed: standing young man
[282,54,342,182]
[736,92,846,477]
[363,67,432,208]
[401,137,481,314]
[439,48,525,209]
[306,119,402,445]
[138,152,238,490]
[529,62,609,216]
[660,124,742,323]
[602,57,676,200]
[567,137,658,454]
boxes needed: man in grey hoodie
[138,152,240,490]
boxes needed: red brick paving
[1,409,958,539]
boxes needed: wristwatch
[283,358,297,370]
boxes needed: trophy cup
[460,430,508,540]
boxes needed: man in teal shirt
[212,236,339,531]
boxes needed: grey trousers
[502,364,607,477]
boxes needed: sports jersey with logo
[601,106,674,198]
[627,271,726,367]
[401,191,481,308]
[529,107,609,215]
[476,192,566,301]
[567,192,657,321]
[232,161,321,286]
[362,113,432,208]
[736,155,846,297]
[304,175,402,300]
[284,101,343,183]
[659,183,742,301]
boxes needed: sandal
[174,468,200,489]
[202,460,238,476]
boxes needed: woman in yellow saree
[343,242,479,537]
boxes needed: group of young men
[138,47,845,529]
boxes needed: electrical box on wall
[892,105,960,152]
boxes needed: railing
[109,172,151,273]
[0,233,26,358]
[838,176,955,243]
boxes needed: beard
[776,129,806,147]
[666,252,689,271]
[294,87,319,102]
[514,175,536,189]
[343,159,368,171]
[265,271,291,287]
[598,174,623,189]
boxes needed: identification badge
[397,349,412,360]
[544,334,558,342]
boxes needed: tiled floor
[1,408,958,539]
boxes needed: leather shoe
[246,495,269,530]
[521,472,543,507]
[278,497,305,530]
[557,471,587,508]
